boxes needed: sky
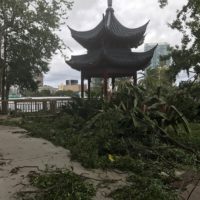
[44,0,188,88]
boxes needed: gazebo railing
[0,98,72,114]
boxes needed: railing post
[14,101,17,114]
[43,100,47,112]
[50,100,56,113]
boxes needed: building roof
[68,8,149,50]
[67,0,157,78]
[66,45,157,76]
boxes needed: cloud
[44,0,188,87]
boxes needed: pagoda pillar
[88,78,91,99]
[81,72,84,98]
[133,72,137,86]
[103,74,108,99]
[112,77,115,90]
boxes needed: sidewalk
[0,125,127,200]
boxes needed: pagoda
[66,0,157,98]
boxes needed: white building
[144,43,171,68]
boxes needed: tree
[166,81,200,121]
[38,89,51,97]
[54,90,76,97]
[158,0,200,80]
[0,0,73,113]
[138,67,173,96]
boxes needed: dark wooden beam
[81,72,84,98]
[88,78,91,99]
[104,74,108,98]
[133,72,137,86]
[112,77,115,90]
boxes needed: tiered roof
[66,0,157,77]
[68,9,149,50]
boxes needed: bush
[21,82,200,200]
[17,169,95,200]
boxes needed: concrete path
[0,125,200,200]
[0,125,127,200]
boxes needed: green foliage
[18,169,95,200]
[111,175,177,200]
[62,97,103,119]
[54,90,77,97]
[166,81,200,121]
[139,67,173,96]
[188,123,200,149]
[159,0,200,79]
[21,83,200,200]
[38,90,51,97]
[0,0,73,100]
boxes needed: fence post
[50,100,56,113]
[14,101,17,114]
[43,100,47,112]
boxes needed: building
[38,85,58,94]
[66,80,78,85]
[144,43,171,68]
[58,80,87,93]
[66,0,157,98]
[9,86,21,98]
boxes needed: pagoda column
[103,73,108,98]
[81,72,84,98]
[133,72,137,86]
[88,77,91,99]
[112,77,115,90]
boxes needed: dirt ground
[0,124,200,200]
[0,125,127,200]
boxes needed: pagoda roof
[66,45,157,77]
[68,8,149,50]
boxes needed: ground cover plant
[21,82,200,200]
[166,81,200,121]
[17,168,95,200]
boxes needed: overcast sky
[44,0,187,87]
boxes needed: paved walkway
[0,125,200,200]
[0,125,127,200]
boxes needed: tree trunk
[1,67,7,114]
[5,81,10,113]
[1,32,8,114]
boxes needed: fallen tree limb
[187,177,200,200]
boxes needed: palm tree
[138,66,173,93]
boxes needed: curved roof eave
[106,13,150,39]
[68,10,150,47]
[66,45,157,70]
[104,45,157,68]
[67,18,104,40]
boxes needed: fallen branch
[10,166,42,174]
[158,126,196,154]
[187,177,200,200]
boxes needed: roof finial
[108,0,112,8]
